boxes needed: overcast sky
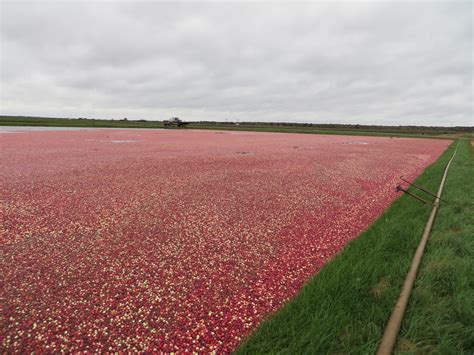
[1,1,472,126]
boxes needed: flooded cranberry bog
[1,129,450,352]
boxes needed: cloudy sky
[1,1,472,126]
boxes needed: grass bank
[184,124,447,139]
[2,115,467,139]
[237,139,473,354]
[395,140,474,353]
[0,115,166,129]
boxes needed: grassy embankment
[1,115,467,139]
[237,139,473,354]
[0,115,166,129]
[185,124,450,139]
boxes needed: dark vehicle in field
[163,117,188,127]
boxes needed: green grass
[184,124,448,139]
[395,140,474,354]
[236,139,473,354]
[2,115,469,139]
[0,115,166,129]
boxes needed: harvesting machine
[163,117,189,127]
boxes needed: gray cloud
[1,1,472,126]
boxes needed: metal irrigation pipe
[376,141,459,355]
[395,185,431,205]
[399,176,449,204]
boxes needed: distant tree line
[1,115,472,132]
[191,120,473,132]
